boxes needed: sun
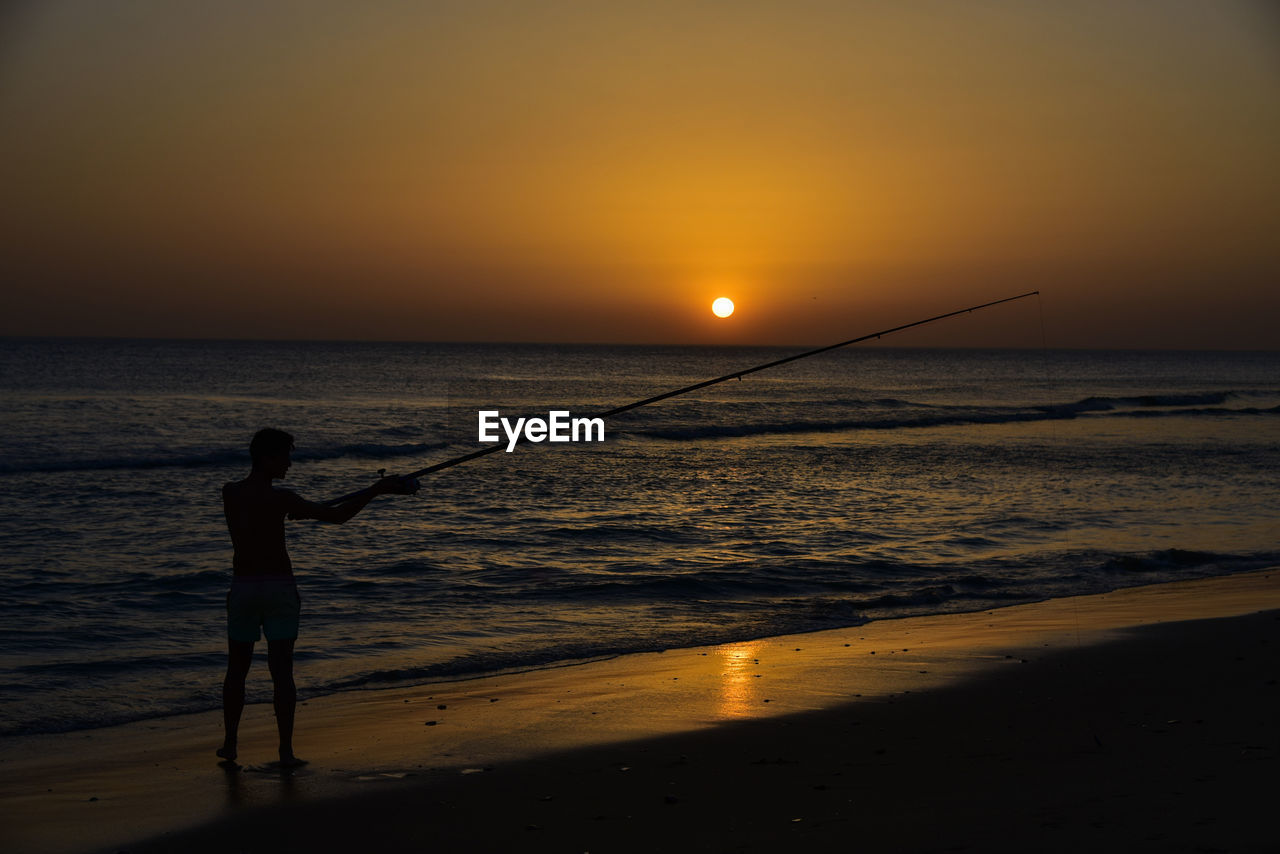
[711,297,735,318]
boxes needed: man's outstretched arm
[287,476,418,524]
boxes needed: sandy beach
[2,568,1276,854]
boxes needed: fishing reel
[378,469,421,495]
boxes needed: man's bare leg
[219,640,254,761]
[267,638,306,767]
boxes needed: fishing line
[325,291,1040,505]
[1029,295,1083,645]
[1032,296,1100,748]
[1033,294,1082,647]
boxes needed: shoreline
[1,568,1276,853]
[8,564,1273,743]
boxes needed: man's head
[249,428,295,478]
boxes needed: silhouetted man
[218,428,416,766]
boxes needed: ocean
[0,338,1277,737]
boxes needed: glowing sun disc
[712,297,735,318]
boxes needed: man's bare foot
[216,742,237,762]
[278,753,308,769]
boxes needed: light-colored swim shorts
[226,576,301,642]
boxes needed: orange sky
[1,1,1277,347]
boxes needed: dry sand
[1,568,1277,853]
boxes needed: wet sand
[2,569,1277,853]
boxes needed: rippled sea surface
[1,339,1277,735]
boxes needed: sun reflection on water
[715,640,763,719]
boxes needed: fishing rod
[325,290,1039,505]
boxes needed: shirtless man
[218,428,417,766]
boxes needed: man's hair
[250,428,295,464]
